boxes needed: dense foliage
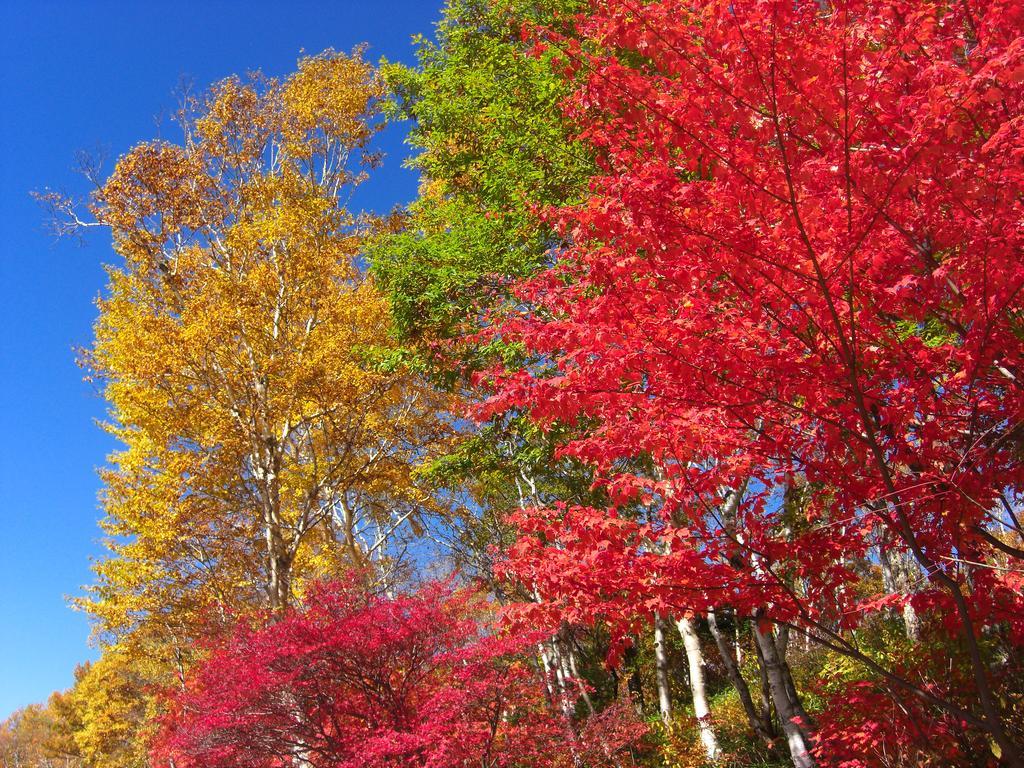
[484,0,1024,765]
[15,1,1024,767]
[79,50,451,649]
[154,581,646,768]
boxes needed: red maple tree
[481,0,1024,764]
[153,580,645,768]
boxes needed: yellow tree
[46,657,147,768]
[73,50,451,654]
[0,704,68,768]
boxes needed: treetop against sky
[0,0,438,720]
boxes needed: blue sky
[0,0,441,719]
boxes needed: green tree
[372,0,589,349]
[371,0,596,585]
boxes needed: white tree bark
[676,616,722,763]
[653,613,673,724]
[753,621,816,768]
[538,642,557,701]
[879,546,921,641]
[708,610,774,744]
[549,637,576,719]
[566,642,596,714]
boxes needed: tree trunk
[550,636,576,719]
[538,642,557,703]
[753,618,816,768]
[653,613,673,725]
[264,512,291,613]
[676,616,722,763]
[879,545,921,641]
[708,610,774,744]
[566,640,596,715]
[257,432,292,614]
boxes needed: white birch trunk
[653,613,673,724]
[566,643,595,714]
[879,545,921,641]
[538,642,557,701]
[676,616,722,763]
[550,638,576,719]
[708,610,774,743]
[753,622,816,768]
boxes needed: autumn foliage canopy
[485,0,1024,763]
[14,1,1024,768]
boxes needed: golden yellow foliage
[76,50,452,658]
[57,656,146,768]
[1,703,71,768]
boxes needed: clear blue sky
[0,0,441,720]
